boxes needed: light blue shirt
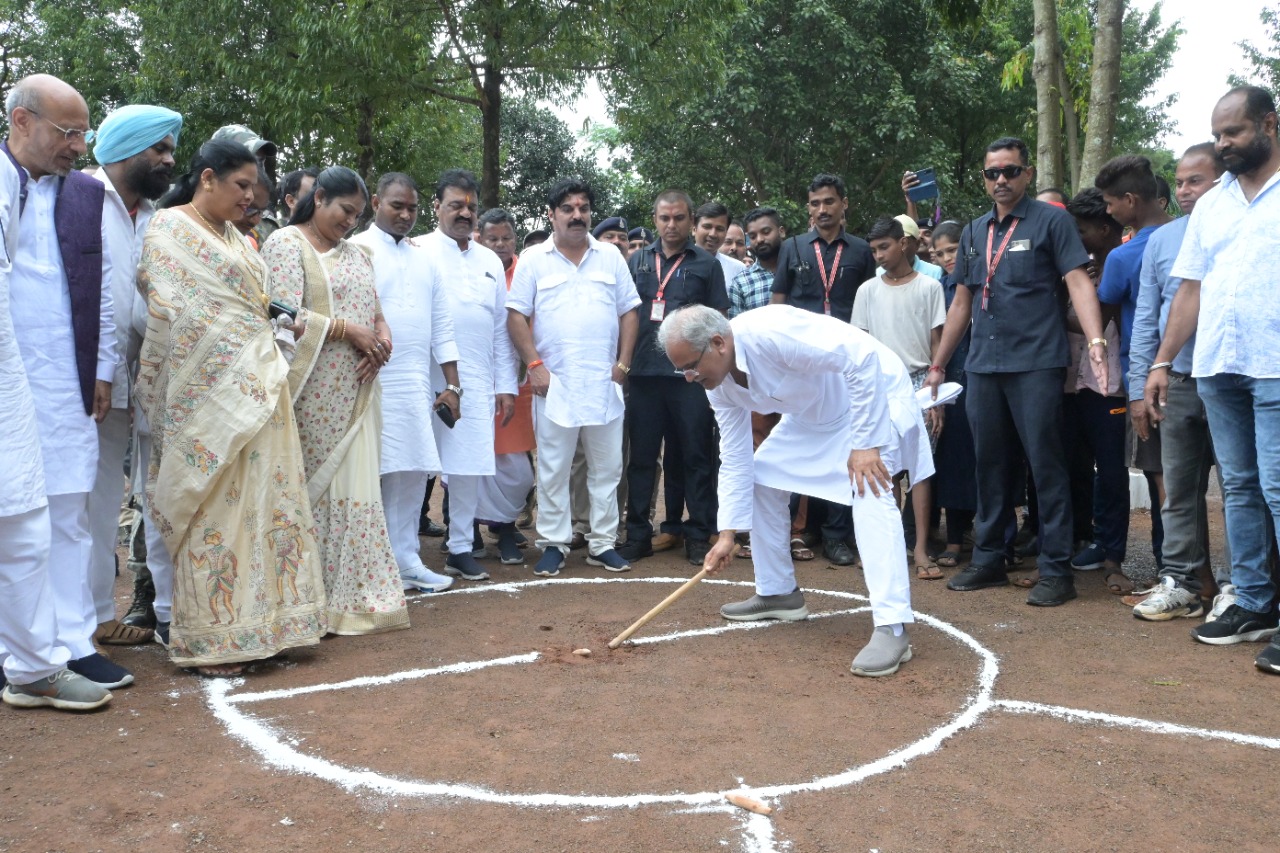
[1172,170,1280,378]
[1127,217,1193,400]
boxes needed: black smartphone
[268,299,297,322]
[434,401,457,429]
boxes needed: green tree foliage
[1237,6,1280,93]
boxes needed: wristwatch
[446,384,464,398]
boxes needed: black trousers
[625,376,718,543]
[967,369,1074,578]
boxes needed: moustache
[568,220,587,228]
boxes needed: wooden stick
[607,568,709,649]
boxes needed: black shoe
[1255,639,1280,674]
[154,621,170,649]
[686,539,711,566]
[419,517,446,537]
[1191,604,1279,645]
[1026,575,1077,606]
[444,552,490,581]
[495,523,524,565]
[947,563,1009,591]
[823,538,856,566]
[617,538,653,562]
[1015,534,1040,558]
[121,571,157,630]
[68,653,134,689]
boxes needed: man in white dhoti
[2,74,133,690]
[85,104,183,646]
[660,303,931,676]
[419,169,518,582]
[507,178,641,576]
[0,120,113,711]
[351,172,461,593]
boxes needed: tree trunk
[1057,55,1082,193]
[480,61,503,210]
[1078,0,1124,187]
[1031,0,1064,190]
[355,98,375,186]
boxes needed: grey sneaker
[1205,583,1236,623]
[720,588,808,622]
[1133,577,1204,621]
[2,670,112,711]
[850,626,913,677]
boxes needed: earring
[204,182,212,191]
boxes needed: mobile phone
[907,168,938,203]
[268,299,298,322]
[434,401,457,429]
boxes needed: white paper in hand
[917,381,963,410]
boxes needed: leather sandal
[789,537,815,561]
[94,619,154,646]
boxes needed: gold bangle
[1088,337,1107,348]
[616,361,630,375]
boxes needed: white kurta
[93,169,153,408]
[420,230,517,476]
[0,156,45,517]
[350,226,460,474]
[9,171,116,496]
[709,305,934,532]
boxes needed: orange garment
[494,255,536,452]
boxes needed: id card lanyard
[983,218,1019,311]
[814,241,844,315]
[651,251,685,322]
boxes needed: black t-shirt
[627,240,730,377]
[770,230,876,323]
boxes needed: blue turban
[93,105,183,165]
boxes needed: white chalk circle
[206,577,1001,809]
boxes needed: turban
[93,105,183,165]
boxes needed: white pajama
[87,407,131,622]
[0,506,66,684]
[382,470,432,574]
[136,431,175,624]
[47,492,97,659]
[534,410,624,554]
[445,473,482,555]
[477,453,535,523]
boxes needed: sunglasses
[981,165,1026,181]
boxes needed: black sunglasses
[981,165,1026,181]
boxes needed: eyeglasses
[981,165,1026,181]
[674,345,709,379]
[27,109,95,144]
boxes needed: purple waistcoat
[3,141,106,415]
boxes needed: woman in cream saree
[136,141,327,675]
[261,167,408,635]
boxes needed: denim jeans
[1196,373,1280,612]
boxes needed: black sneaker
[1026,575,1077,607]
[947,563,1009,591]
[444,552,490,581]
[495,524,524,565]
[686,538,711,567]
[617,538,653,562]
[1191,604,1279,645]
[1255,639,1280,674]
[68,653,134,689]
[823,538,856,566]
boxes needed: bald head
[5,74,91,180]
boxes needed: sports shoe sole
[402,578,453,593]
[1255,648,1280,673]
[1192,626,1279,646]
[442,565,490,581]
[720,605,809,622]
[499,554,525,566]
[1133,602,1204,621]
[533,556,565,577]
[1,685,112,711]
[585,555,631,573]
[851,645,913,677]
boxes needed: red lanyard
[814,241,845,315]
[654,252,685,301]
[982,218,1019,311]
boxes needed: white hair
[4,79,41,121]
[658,304,730,354]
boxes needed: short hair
[1066,187,1121,232]
[808,173,846,199]
[436,168,479,201]
[376,172,417,195]
[658,304,730,355]
[1222,85,1277,124]
[280,167,319,202]
[1094,154,1158,201]
[478,207,515,232]
[866,216,904,242]
[930,220,964,245]
[742,206,781,229]
[1155,175,1171,211]
[694,201,730,225]
[654,189,693,216]
[523,229,549,247]
[4,78,42,120]
[1182,141,1217,162]
[1037,187,1069,205]
[547,177,594,210]
[986,136,1031,166]
[289,166,369,226]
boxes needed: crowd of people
[2,70,1279,714]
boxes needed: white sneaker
[401,566,454,593]
[1133,577,1204,621]
[1206,583,1236,623]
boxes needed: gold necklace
[306,221,337,252]
[189,203,227,242]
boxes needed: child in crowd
[853,217,946,578]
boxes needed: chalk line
[993,699,1280,749]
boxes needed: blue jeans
[1196,373,1280,613]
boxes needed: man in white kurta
[3,74,133,691]
[0,138,112,711]
[85,104,183,645]
[507,179,641,576]
[350,173,461,593]
[421,171,518,582]
[661,304,931,677]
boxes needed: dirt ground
[3,490,1278,853]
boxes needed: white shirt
[9,169,116,495]
[0,155,47,516]
[708,305,931,531]
[420,229,517,475]
[349,226,460,475]
[508,234,641,427]
[1172,169,1280,379]
[716,251,746,286]
[93,168,154,408]
[850,273,946,373]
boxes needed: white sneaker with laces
[1133,577,1203,621]
[1206,583,1236,623]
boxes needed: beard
[1217,129,1272,175]
[125,158,173,200]
[752,241,779,261]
